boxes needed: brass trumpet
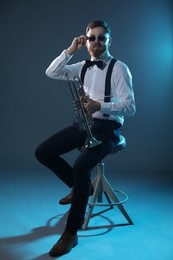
[66,74,102,149]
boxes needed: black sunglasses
[88,35,107,42]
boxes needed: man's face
[86,27,111,58]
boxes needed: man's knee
[35,145,46,163]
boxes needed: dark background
[0,0,172,180]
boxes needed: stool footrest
[88,189,128,206]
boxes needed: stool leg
[102,175,133,224]
[82,174,102,229]
[82,161,133,229]
[82,162,104,229]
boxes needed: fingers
[84,99,101,115]
[84,99,93,115]
[76,35,87,45]
[67,35,86,55]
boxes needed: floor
[0,169,173,260]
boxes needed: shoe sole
[49,240,78,257]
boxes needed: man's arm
[100,61,136,117]
[45,36,87,80]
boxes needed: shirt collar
[92,52,113,63]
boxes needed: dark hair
[86,20,111,36]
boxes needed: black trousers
[35,118,121,229]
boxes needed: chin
[91,49,103,58]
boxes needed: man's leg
[67,139,115,229]
[49,139,115,257]
[35,124,86,187]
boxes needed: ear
[108,37,112,46]
[86,41,88,48]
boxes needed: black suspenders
[80,62,88,86]
[104,58,117,102]
[80,58,117,116]
[81,58,117,101]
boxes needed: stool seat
[111,135,126,154]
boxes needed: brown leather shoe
[59,186,94,205]
[49,230,78,257]
[59,190,73,205]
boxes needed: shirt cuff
[100,102,111,115]
[64,49,73,60]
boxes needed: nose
[93,37,100,43]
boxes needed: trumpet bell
[85,137,102,148]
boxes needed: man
[35,20,136,257]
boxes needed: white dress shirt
[45,50,136,125]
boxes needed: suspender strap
[80,63,88,85]
[104,58,117,102]
[81,58,117,99]
[103,58,117,117]
[80,58,117,119]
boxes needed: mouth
[93,44,102,48]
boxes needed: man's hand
[66,35,88,55]
[83,97,101,115]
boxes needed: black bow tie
[85,60,104,69]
